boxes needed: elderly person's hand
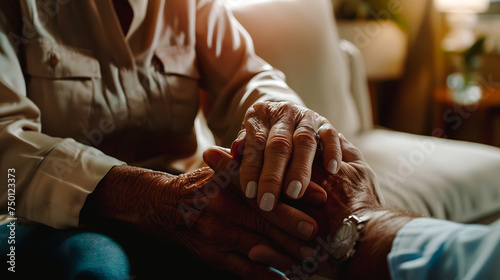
[80,160,321,280]
[246,134,413,279]
[232,101,342,212]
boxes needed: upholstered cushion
[231,0,362,138]
[353,129,500,222]
[231,0,500,223]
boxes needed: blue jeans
[0,221,240,279]
[0,222,130,279]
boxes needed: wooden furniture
[434,86,500,145]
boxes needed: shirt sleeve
[388,217,500,280]
[0,2,124,229]
[195,0,304,147]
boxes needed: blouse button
[49,53,59,68]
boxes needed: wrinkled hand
[232,101,341,212]
[308,133,384,222]
[87,163,317,280]
[248,134,385,279]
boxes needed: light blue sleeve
[388,217,500,280]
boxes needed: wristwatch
[331,213,371,265]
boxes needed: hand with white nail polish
[204,146,326,241]
[231,101,342,212]
[246,134,389,279]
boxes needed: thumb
[203,146,238,173]
[339,133,365,164]
[203,146,243,196]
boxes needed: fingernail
[318,123,329,131]
[309,191,327,204]
[203,150,222,169]
[328,159,338,174]
[245,181,257,198]
[286,180,302,199]
[297,221,314,239]
[299,246,316,259]
[260,193,275,212]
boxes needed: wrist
[341,210,416,280]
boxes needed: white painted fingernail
[260,193,275,212]
[328,159,338,174]
[286,180,302,199]
[246,181,257,198]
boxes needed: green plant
[333,0,407,30]
[445,37,486,104]
[463,36,486,77]
[445,36,486,85]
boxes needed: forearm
[344,210,417,280]
[79,165,175,229]
[78,165,217,235]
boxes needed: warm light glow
[435,0,490,13]
[435,0,491,51]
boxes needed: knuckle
[248,101,268,114]
[246,132,267,151]
[266,135,292,155]
[244,106,257,120]
[279,101,295,112]
[319,123,337,136]
[272,101,300,120]
[289,166,311,181]
[350,146,364,158]
[241,159,261,175]
[244,102,268,124]
[259,173,283,189]
[293,130,317,147]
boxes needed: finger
[218,224,277,256]
[231,128,246,161]
[257,119,294,211]
[300,182,327,205]
[204,146,239,176]
[339,133,365,164]
[246,198,319,241]
[239,119,269,200]
[317,123,342,174]
[205,146,319,241]
[211,183,316,251]
[203,146,242,197]
[283,125,317,200]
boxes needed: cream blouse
[0,0,302,228]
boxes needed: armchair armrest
[339,40,374,132]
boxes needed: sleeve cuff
[25,139,125,229]
[388,218,464,280]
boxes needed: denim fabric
[0,223,130,279]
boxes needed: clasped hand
[231,101,342,211]
[90,101,380,280]
[206,130,385,279]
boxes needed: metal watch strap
[333,212,373,266]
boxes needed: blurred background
[332,0,500,147]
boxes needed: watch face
[331,222,356,260]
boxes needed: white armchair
[230,0,500,223]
